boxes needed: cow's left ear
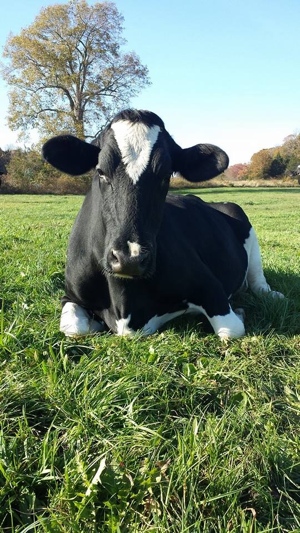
[173,143,229,182]
[42,135,100,175]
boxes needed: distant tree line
[1,132,300,194]
[225,133,300,182]
[0,147,91,194]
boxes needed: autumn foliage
[241,134,300,181]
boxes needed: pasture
[0,188,300,532]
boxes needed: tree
[2,0,150,141]
[224,163,249,180]
[6,147,90,193]
[280,133,300,174]
[269,152,286,177]
[246,149,273,180]
[0,148,9,176]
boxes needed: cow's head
[42,109,228,279]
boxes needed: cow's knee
[188,302,245,340]
[211,308,245,340]
[60,302,104,337]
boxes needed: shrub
[4,147,91,194]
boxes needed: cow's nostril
[111,250,120,263]
[109,248,151,277]
[110,250,123,272]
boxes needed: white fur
[141,310,186,335]
[127,241,141,257]
[244,228,284,298]
[116,310,186,336]
[187,303,245,340]
[116,315,135,336]
[112,120,160,184]
[61,302,245,340]
[60,302,104,337]
[115,305,245,340]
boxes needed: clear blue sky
[0,0,299,164]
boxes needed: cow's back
[154,194,251,299]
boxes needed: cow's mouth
[105,263,156,281]
[113,272,136,280]
[109,269,155,281]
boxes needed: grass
[0,189,300,532]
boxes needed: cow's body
[43,109,283,340]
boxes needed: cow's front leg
[115,309,187,336]
[208,306,245,340]
[60,302,105,337]
[188,302,245,340]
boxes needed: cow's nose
[109,249,150,278]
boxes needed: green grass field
[1,189,300,532]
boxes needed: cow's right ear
[42,135,100,175]
[173,143,229,182]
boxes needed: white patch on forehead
[111,120,160,184]
[127,241,141,257]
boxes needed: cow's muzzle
[108,248,152,279]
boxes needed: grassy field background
[0,188,300,532]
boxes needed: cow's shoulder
[207,200,250,223]
[165,193,250,227]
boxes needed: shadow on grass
[231,267,300,337]
[161,267,300,338]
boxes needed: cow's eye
[97,169,110,183]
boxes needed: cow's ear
[173,143,229,182]
[42,135,100,175]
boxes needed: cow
[42,109,283,340]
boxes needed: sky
[0,0,299,165]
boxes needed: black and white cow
[43,109,283,340]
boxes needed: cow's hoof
[269,290,284,299]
